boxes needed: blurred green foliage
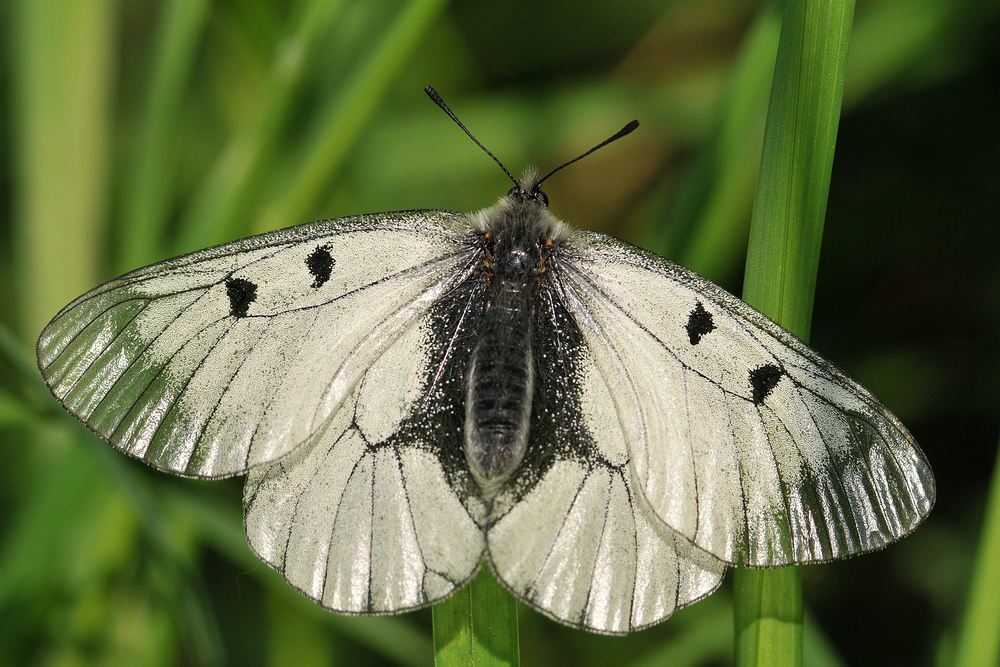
[1,0,999,665]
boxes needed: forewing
[486,286,725,633]
[37,211,475,478]
[244,286,488,613]
[552,232,934,567]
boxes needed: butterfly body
[465,175,567,497]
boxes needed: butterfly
[36,87,934,634]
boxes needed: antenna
[426,86,639,190]
[536,120,639,186]
[425,86,518,187]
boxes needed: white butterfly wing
[243,303,486,613]
[486,288,725,633]
[553,232,935,567]
[37,211,475,478]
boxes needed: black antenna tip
[537,119,642,185]
[425,85,518,186]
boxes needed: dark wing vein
[306,256,476,446]
[753,401,796,560]
[526,467,592,598]
[185,316,277,472]
[581,471,616,625]
[108,312,230,446]
[243,308,323,470]
[681,368,701,545]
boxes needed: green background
[1,0,998,665]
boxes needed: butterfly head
[506,172,549,208]
[472,169,571,256]
[425,85,637,251]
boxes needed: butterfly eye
[506,185,548,207]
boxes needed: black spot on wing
[749,364,783,404]
[225,277,257,317]
[306,244,335,288]
[685,301,715,345]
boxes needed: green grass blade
[734,568,803,666]
[0,321,36,382]
[254,0,449,235]
[953,435,1000,667]
[174,0,348,253]
[0,390,32,428]
[267,590,336,667]
[12,0,116,337]
[741,0,855,335]
[118,0,212,271]
[0,425,98,609]
[673,5,781,282]
[844,0,952,106]
[735,0,856,664]
[161,485,434,666]
[628,595,733,667]
[0,321,63,424]
[87,432,228,665]
[803,610,847,667]
[433,568,519,667]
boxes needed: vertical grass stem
[954,435,1000,667]
[433,568,519,667]
[736,0,856,663]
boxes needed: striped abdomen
[464,281,534,497]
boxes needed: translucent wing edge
[36,210,469,329]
